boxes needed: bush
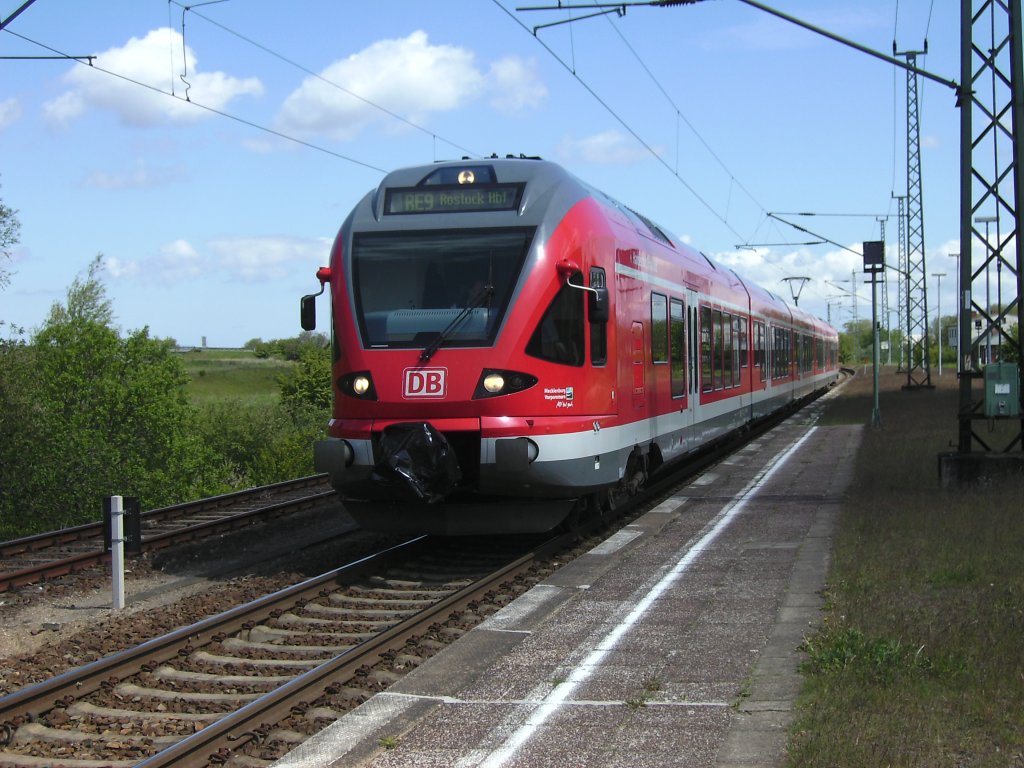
[0,260,226,537]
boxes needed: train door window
[755,321,766,382]
[589,267,607,366]
[770,326,782,380]
[526,277,585,366]
[781,328,790,379]
[670,297,685,398]
[651,292,668,364]
[722,312,733,389]
[781,328,789,379]
[700,306,713,393]
[732,315,742,386]
[739,316,749,369]
[713,309,724,390]
[783,329,792,378]
[689,305,698,395]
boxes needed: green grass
[787,368,1024,767]
[177,348,294,404]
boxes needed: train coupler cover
[371,422,462,503]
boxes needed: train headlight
[473,369,538,399]
[339,371,377,400]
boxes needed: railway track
[0,476,333,592]
[0,379,850,765]
[0,533,569,767]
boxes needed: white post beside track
[110,495,125,609]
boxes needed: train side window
[651,292,668,364]
[589,267,607,366]
[670,298,685,398]
[700,306,713,393]
[526,278,585,367]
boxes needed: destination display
[385,183,523,215]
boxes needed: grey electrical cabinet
[984,362,1020,417]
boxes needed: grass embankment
[178,348,294,404]
[788,368,1024,766]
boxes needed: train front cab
[307,180,628,534]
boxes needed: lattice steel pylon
[896,47,934,389]
[955,0,1024,455]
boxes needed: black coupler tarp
[370,422,462,503]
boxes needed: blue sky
[1,1,963,347]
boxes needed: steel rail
[134,532,572,768]
[0,536,427,723]
[0,476,331,591]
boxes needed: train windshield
[352,228,533,349]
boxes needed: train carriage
[302,157,839,535]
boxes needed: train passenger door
[684,289,700,447]
[631,321,645,411]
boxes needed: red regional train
[301,156,839,535]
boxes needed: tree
[0,180,21,292]
[999,322,1020,364]
[0,258,225,537]
[279,344,331,413]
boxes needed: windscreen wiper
[419,283,494,362]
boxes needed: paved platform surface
[273,403,861,768]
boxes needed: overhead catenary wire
[600,12,771,230]
[2,26,388,174]
[493,0,748,244]
[168,0,481,160]
[502,0,931,317]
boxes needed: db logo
[403,367,447,398]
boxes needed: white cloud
[276,31,544,140]
[557,130,656,164]
[487,57,547,113]
[209,235,330,282]
[107,239,204,282]
[0,97,22,129]
[713,243,866,309]
[105,235,330,285]
[43,28,262,128]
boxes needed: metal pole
[109,495,125,610]
[958,0,973,452]
[933,272,945,375]
[872,271,881,426]
[949,253,960,373]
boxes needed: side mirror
[588,286,609,324]
[300,266,332,331]
[300,294,317,331]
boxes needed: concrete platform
[273,404,861,768]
